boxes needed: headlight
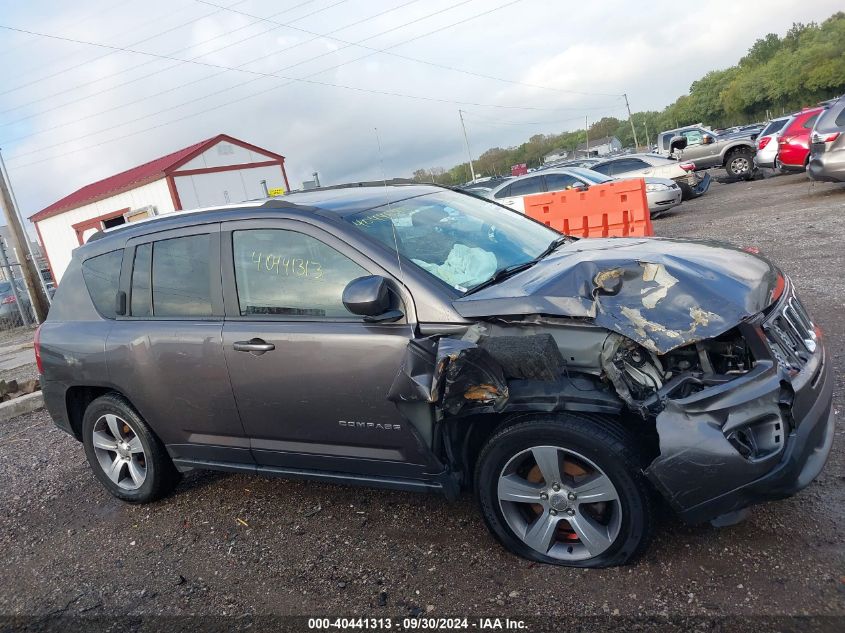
[645,183,670,192]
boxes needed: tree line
[411,12,845,185]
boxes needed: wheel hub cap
[549,492,571,512]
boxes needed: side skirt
[171,458,452,496]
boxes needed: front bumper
[647,187,682,213]
[645,319,834,524]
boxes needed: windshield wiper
[533,235,570,262]
[464,236,570,295]
[464,261,535,295]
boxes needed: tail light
[758,137,771,150]
[1,295,16,304]
[34,324,44,374]
[821,132,840,143]
[778,136,792,145]
[679,162,696,172]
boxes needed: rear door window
[507,176,544,197]
[128,234,213,318]
[151,235,212,317]
[606,158,649,175]
[81,249,123,319]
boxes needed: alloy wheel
[731,156,750,174]
[497,445,622,562]
[91,414,147,490]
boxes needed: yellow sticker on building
[268,187,286,196]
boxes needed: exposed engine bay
[600,328,756,416]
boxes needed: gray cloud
[0,0,839,221]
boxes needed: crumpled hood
[453,237,780,354]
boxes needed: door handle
[233,339,275,354]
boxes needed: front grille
[763,281,817,371]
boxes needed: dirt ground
[0,173,843,628]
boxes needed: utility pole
[623,93,640,150]
[0,148,50,323]
[0,238,30,326]
[643,118,651,150]
[458,110,476,182]
[585,115,589,157]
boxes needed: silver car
[589,154,710,200]
[754,116,791,169]
[808,95,845,183]
[488,167,682,217]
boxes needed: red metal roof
[30,134,286,222]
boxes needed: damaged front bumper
[645,321,834,525]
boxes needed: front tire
[475,414,653,567]
[82,393,181,503]
[725,149,754,179]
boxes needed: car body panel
[654,126,757,169]
[453,236,778,354]
[38,185,832,528]
[808,95,845,182]
[778,108,824,169]
[754,117,791,169]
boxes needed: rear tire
[475,414,653,567]
[82,393,181,503]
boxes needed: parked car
[458,177,512,197]
[488,167,682,217]
[654,125,757,178]
[38,185,833,568]
[807,95,845,182]
[0,279,31,326]
[777,107,825,171]
[544,158,602,170]
[589,154,710,200]
[754,116,791,169]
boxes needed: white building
[30,134,290,283]
[542,148,569,164]
[575,136,622,158]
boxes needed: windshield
[348,190,559,292]
[564,167,613,184]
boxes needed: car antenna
[374,127,405,286]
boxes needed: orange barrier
[522,178,653,238]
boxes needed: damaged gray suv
[38,184,834,567]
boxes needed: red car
[777,107,824,170]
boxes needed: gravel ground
[0,173,843,627]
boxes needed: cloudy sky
[0,0,840,225]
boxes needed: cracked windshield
[348,190,558,292]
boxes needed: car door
[492,175,544,213]
[106,224,252,465]
[677,128,712,163]
[220,218,431,479]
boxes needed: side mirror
[342,275,403,323]
[702,134,714,145]
[669,135,688,153]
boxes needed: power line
[0,0,255,98]
[196,0,624,99]
[6,1,538,170]
[5,0,477,158]
[460,107,628,127]
[0,0,329,120]
[0,0,135,59]
[0,0,357,140]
